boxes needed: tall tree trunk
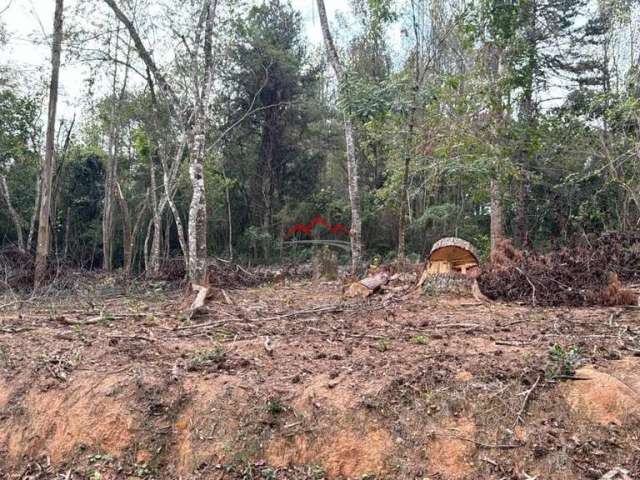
[187,125,208,284]
[490,179,504,255]
[148,154,162,275]
[398,0,422,265]
[316,0,362,273]
[186,0,217,285]
[103,24,126,271]
[226,180,233,261]
[34,0,64,288]
[102,131,118,270]
[343,116,362,272]
[397,154,410,263]
[0,175,25,252]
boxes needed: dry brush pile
[478,233,640,306]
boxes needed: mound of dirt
[562,359,640,426]
[267,427,392,478]
[0,373,136,464]
[425,418,476,480]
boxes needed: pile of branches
[0,248,35,291]
[478,233,640,306]
[158,257,278,288]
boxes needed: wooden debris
[186,284,210,320]
[472,279,490,303]
[263,336,274,356]
[600,468,632,480]
[344,272,389,298]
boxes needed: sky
[0,0,352,120]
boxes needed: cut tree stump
[418,237,480,287]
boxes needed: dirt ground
[1,275,640,479]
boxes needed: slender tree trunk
[103,25,124,271]
[159,141,189,267]
[397,155,410,263]
[343,116,362,272]
[224,168,233,261]
[490,179,504,255]
[27,175,40,251]
[115,181,132,274]
[63,207,71,258]
[0,175,25,252]
[316,0,362,273]
[116,182,147,275]
[398,0,422,265]
[34,0,64,288]
[102,131,118,270]
[148,155,162,275]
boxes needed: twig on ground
[435,432,522,449]
[515,267,536,306]
[106,333,157,342]
[513,375,541,428]
[436,323,481,329]
[59,313,143,326]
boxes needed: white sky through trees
[0,0,350,121]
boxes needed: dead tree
[34,0,64,288]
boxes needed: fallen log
[344,272,389,298]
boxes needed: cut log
[345,273,389,298]
[186,284,210,320]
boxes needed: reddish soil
[1,277,640,479]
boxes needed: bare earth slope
[1,279,639,479]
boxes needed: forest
[1,1,640,479]
[1,0,637,285]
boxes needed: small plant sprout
[546,344,583,379]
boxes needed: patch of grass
[266,397,286,416]
[377,339,391,352]
[0,344,14,369]
[187,343,226,370]
[132,464,156,477]
[413,335,428,345]
[88,453,114,464]
[305,465,326,479]
[546,344,583,379]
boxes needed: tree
[316,0,363,273]
[34,0,64,288]
[103,0,218,286]
[0,91,40,252]
[221,0,323,260]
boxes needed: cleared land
[1,276,639,479]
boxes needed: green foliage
[188,344,226,371]
[2,0,640,272]
[546,345,583,379]
[266,397,285,415]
